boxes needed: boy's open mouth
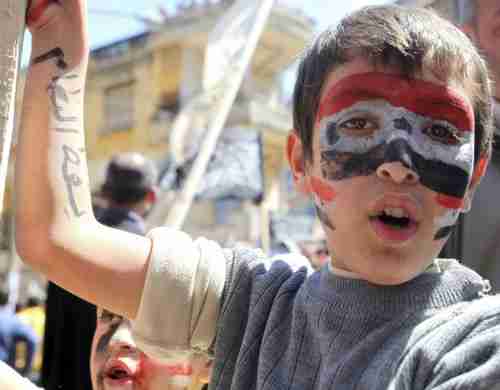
[369,206,419,243]
[373,208,411,229]
[103,359,137,388]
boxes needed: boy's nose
[376,138,420,184]
[109,321,137,353]
[376,161,420,184]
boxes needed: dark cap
[102,152,158,193]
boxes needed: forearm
[15,51,94,259]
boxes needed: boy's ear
[286,131,311,194]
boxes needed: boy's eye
[423,123,461,145]
[338,117,377,134]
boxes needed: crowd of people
[1,0,500,389]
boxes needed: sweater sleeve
[393,295,500,390]
[425,320,500,390]
[131,227,226,360]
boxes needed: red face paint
[310,176,337,202]
[471,156,488,187]
[317,73,474,133]
[436,194,464,210]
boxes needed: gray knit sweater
[211,248,500,390]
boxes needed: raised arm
[15,0,151,319]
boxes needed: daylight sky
[22,1,393,86]
[86,0,392,49]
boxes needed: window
[102,81,134,133]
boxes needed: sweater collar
[311,259,490,319]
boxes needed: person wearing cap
[94,152,158,235]
[41,152,158,390]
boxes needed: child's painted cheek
[433,156,487,240]
[310,176,337,231]
[434,209,460,240]
[310,176,336,202]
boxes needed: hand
[27,0,88,72]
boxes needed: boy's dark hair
[101,152,158,205]
[293,5,493,168]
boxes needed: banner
[163,128,264,202]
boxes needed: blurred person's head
[101,153,158,216]
[90,307,192,390]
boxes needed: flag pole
[164,0,275,229]
[0,0,28,309]
[0,0,28,236]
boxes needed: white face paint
[434,209,461,231]
[318,100,474,175]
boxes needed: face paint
[310,176,336,230]
[434,209,460,240]
[317,73,475,207]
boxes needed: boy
[0,304,202,390]
[91,306,204,390]
[15,1,500,389]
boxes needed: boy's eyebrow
[317,72,474,132]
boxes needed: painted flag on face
[316,73,475,209]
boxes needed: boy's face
[288,58,481,285]
[90,308,192,390]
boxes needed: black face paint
[393,117,413,134]
[326,122,340,145]
[434,225,455,240]
[321,138,470,199]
